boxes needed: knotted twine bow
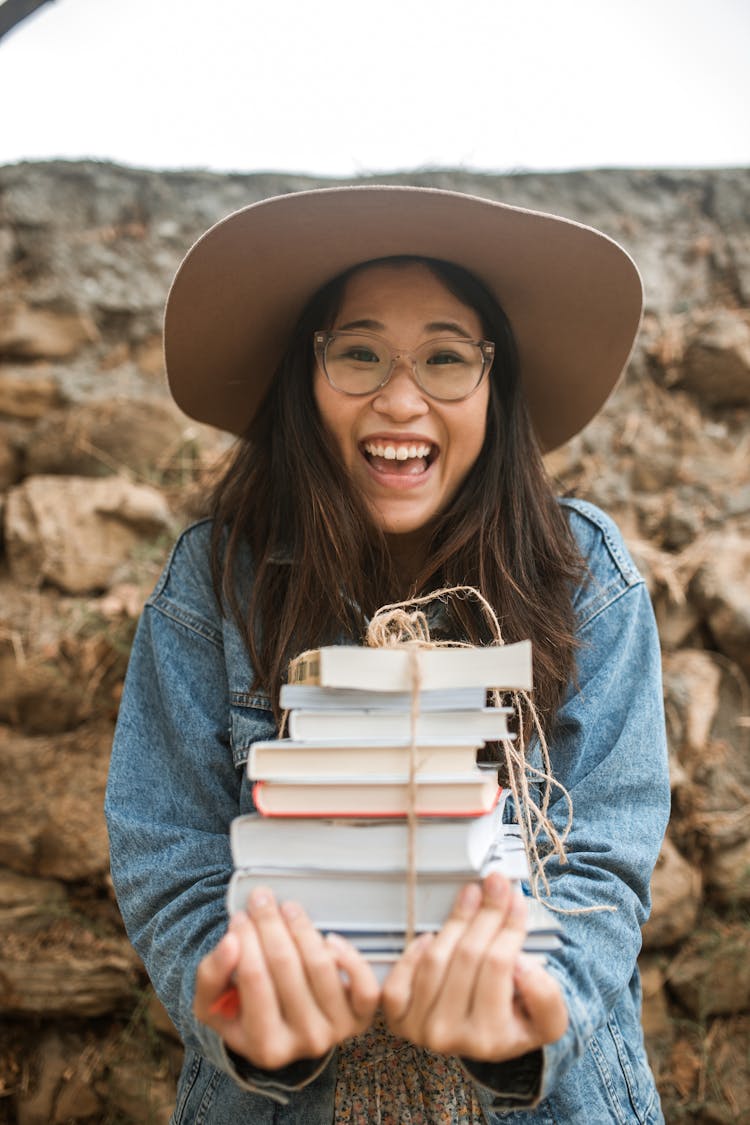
[284,583,609,941]
[363,584,578,941]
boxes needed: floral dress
[334,1012,485,1124]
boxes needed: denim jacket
[105,498,670,1124]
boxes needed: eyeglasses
[313,330,495,402]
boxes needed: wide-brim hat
[164,185,642,451]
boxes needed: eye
[343,346,381,364]
[425,348,468,366]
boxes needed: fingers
[513,957,569,1043]
[381,931,434,1023]
[325,932,381,1024]
[279,902,379,1034]
[193,928,241,1024]
[469,881,527,1003]
[438,875,525,1015]
[247,888,340,1047]
[393,882,484,1032]
[382,873,539,1059]
[383,879,490,1041]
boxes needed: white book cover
[230,800,510,873]
[279,684,487,711]
[227,867,473,929]
[248,738,485,780]
[227,867,560,937]
[310,642,532,692]
[287,707,513,742]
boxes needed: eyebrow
[337,318,475,339]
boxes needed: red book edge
[251,780,501,818]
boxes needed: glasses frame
[313,330,495,403]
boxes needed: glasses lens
[415,339,486,400]
[324,333,390,394]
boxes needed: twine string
[286,584,610,922]
[363,585,571,898]
[406,646,421,944]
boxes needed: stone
[52,1074,102,1123]
[664,647,750,852]
[0,941,139,1017]
[0,652,86,732]
[25,396,195,479]
[680,310,750,406]
[0,622,132,734]
[104,1059,176,1125]
[14,1030,68,1125]
[0,366,63,419]
[705,837,750,907]
[642,836,702,950]
[653,592,701,650]
[0,723,113,880]
[0,303,98,360]
[667,919,750,1017]
[639,957,673,1041]
[691,534,750,681]
[134,332,167,377]
[148,990,181,1042]
[0,420,23,489]
[662,649,721,755]
[638,956,674,1080]
[4,474,171,594]
[13,1027,103,1123]
[0,867,68,931]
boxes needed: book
[226,866,561,940]
[279,684,488,712]
[252,773,501,817]
[248,738,487,780]
[288,641,532,692]
[287,706,513,742]
[230,803,509,873]
[223,636,548,991]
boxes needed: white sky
[0,0,748,177]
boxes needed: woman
[105,186,670,1123]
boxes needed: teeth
[364,441,432,460]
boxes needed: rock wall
[1,160,749,1123]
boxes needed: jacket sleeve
[104,530,330,1103]
[463,565,670,1110]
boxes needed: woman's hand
[381,872,568,1062]
[194,887,380,1070]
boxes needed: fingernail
[249,886,272,912]
[515,952,537,976]
[460,883,482,911]
[280,900,301,921]
[485,873,509,903]
[229,910,249,931]
[325,932,349,950]
[511,890,527,915]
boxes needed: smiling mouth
[361,440,436,475]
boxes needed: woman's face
[313,261,490,540]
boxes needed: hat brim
[164,185,642,452]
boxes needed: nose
[371,356,429,420]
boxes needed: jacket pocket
[170,1050,221,1124]
[589,1016,663,1124]
[229,694,277,770]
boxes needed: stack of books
[227,642,561,978]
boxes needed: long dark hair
[209,256,584,731]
